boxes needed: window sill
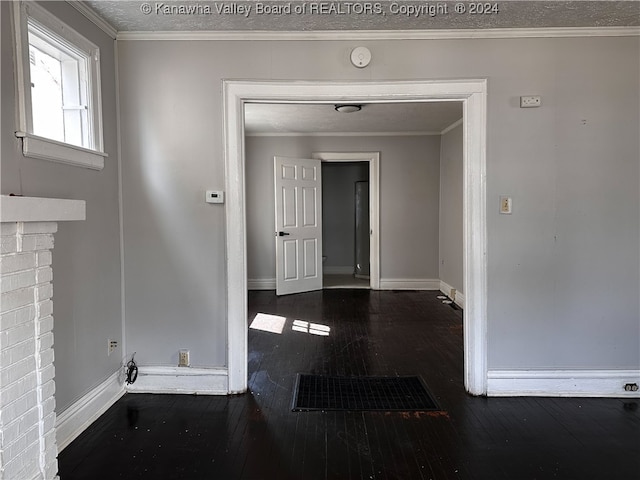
[15,132,107,170]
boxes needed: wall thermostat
[206,190,224,204]
[350,47,372,68]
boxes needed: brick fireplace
[1,196,85,480]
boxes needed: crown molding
[246,120,467,137]
[66,1,118,39]
[246,130,441,137]
[441,118,464,135]
[117,26,640,42]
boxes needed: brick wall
[1,221,59,480]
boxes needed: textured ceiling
[81,1,637,131]
[244,102,463,134]
[85,1,640,32]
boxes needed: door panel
[303,238,318,278]
[283,239,298,281]
[282,186,297,228]
[282,164,296,180]
[275,157,323,295]
[302,187,317,226]
[302,165,316,181]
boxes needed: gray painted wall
[322,162,369,271]
[117,36,639,371]
[439,123,464,295]
[1,2,121,411]
[245,136,441,283]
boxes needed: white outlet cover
[500,195,513,214]
[520,96,542,108]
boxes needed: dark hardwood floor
[59,290,640,479]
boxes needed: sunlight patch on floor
[250,313,287,334]
[292,319,331,336]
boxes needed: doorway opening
[224,79,488,396]
[313,152,380,291]
[321,161,370,289]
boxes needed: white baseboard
[487,369,640,397]
[56,370,125,451]
[126,366,229,395]
[324,266,354,275]
[250,277,461,296]
[379,278,440,290]
[439,280,465,309]
[248,278,275,290]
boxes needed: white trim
[454,291,465,309]
[223,80,248,395]
[13,1,105,165]
[24,1,100,53]
[224,79,488,396]
[246,131,440,137]
[16,132,107,170]
[12,1,31,135]
[56,371,125,451]
[441,118,464,135]
[379,278,441,290]
[324,266,355,275]
[66,1,118,39]
[1,195,86,223]
[463,82,488,396]
[118,27,640,42]
[487,370,640,398]
[125,366,229,395]
[439,279,465,309]
[311,151,381,291]
[115,40,127,361]
[248,278,276,290]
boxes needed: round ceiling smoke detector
[334,104,362,113]
[350,47,372,68]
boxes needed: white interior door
[274,156,323,296]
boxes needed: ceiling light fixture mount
[334,104,362,113]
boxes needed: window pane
[61,59,84,146]
[28,26,91,149]
[29,44,65,143]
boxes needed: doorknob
[277,231,290,236]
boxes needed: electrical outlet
[520,95,541,108]
[179,349,190,367]
[450,288,456,301]
[108,339,118,356]
[500,196,512,215]
[624,383,639,392]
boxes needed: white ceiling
[84,1,639,32]
[244,102,463,134]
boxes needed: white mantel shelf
[1,195,86,223]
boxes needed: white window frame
[13,1,107,170]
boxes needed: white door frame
[312,152,380,290]
[223,79,488,395]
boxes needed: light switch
[206,190,224,204]
[499,196,512,214]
